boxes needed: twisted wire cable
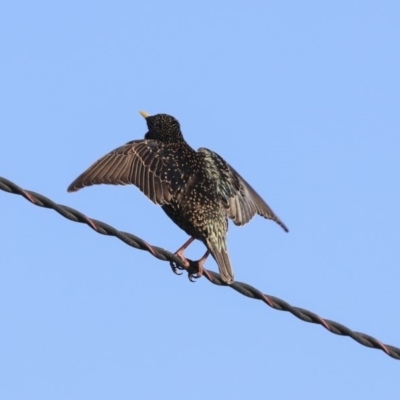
[1,176,399,360]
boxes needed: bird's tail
[206,238,234,285]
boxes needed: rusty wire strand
[1,175,399,360]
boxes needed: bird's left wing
[198,148,288,232]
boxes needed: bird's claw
[169,261,183,275]
[169,257,204,283]
[187,269,201,282]
[186,261,203,283]
[169,252,189,276]
[187,272,202,282]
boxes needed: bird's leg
[175,237,195,266]
[188,249,211,282]
[169,237,195,275]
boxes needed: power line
[1,176,399,360]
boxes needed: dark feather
[67,139,179,205]
[198,147,289,232]
[206,236,234,284]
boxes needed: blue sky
[1,1,399,399]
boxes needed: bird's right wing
[67,139,178,205]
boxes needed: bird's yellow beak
[139,110,150,119]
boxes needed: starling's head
[140,111,184,143]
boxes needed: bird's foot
[169,241,209,283]
[186,250,209,282]
[169,248,191,275]
[187,261,204,282]
[169,256,203,283]
[169,262,183,275]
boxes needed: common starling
[67,111,288,284]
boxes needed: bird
[67,111,288,284]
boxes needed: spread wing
[67,139,179,205]
[198,148,289,232]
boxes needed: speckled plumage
[67,112,288,284]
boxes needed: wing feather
[198,148,288,232]
[67,139,177,206]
